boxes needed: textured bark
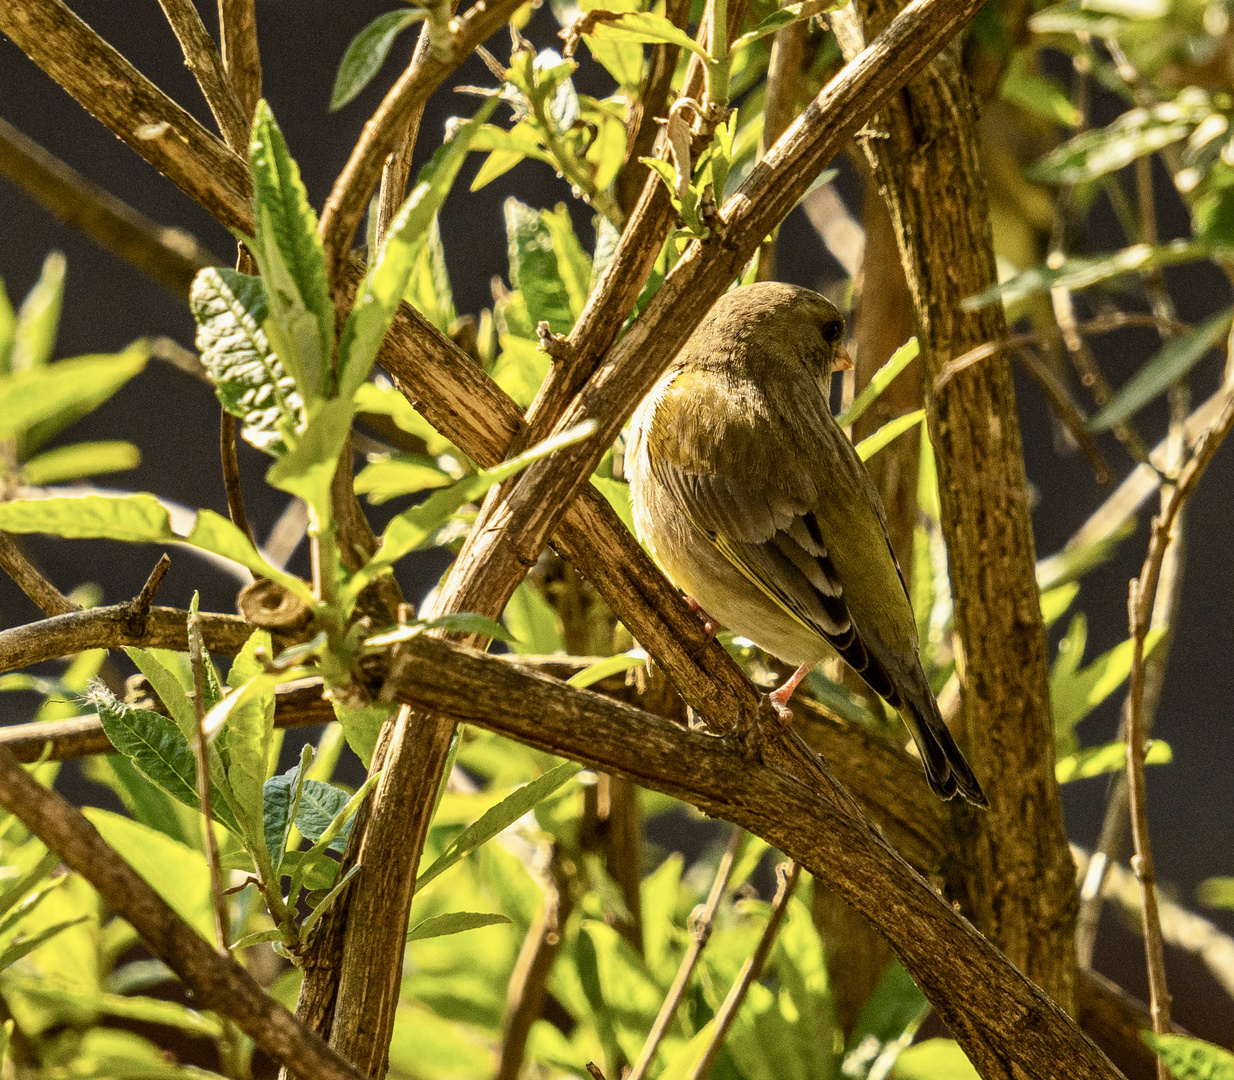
[849,27,1078,1009]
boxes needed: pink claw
[685,596,720,640]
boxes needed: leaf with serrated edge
[248,101,334,403]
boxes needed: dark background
[2,0,1233,1066]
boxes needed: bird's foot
[765,663,812,728]
[684,596,720,641]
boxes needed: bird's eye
[820,320,843,345]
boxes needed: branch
[840,12,1076,1008]
[0,746,371,1080]
[689,861,800,1080]
[318,0,529,281]
[0,604,253,674]
[0,530,80,616]
[628,828,739,1080]
[376,632,1124,1080]
[0,118,220,300]
[218,0,262,124]
[495,844,575,1080]
[0,0,252,231]
[154,0,249,151]
[1124,387,1234,1054]
[219,411,257,546]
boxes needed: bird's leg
[684,596,720,641]
[766,663,812,725]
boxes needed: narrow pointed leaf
[19,441,140,485]
[405,911,512,942]
[11,251,65,371]
[0,494,171,543]
[330,10,424,111]
[836,337,919,427]
[856,409,926,461]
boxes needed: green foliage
[331,9,426,111]
[1144,1032,1234,1080]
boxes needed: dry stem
[0,531,80,616]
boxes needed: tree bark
[844,25,1078,1011]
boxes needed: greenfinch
[628,282,986,806]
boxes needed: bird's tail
[897,678,988,808]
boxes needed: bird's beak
[834,345,854,372]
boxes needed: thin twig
[0,0,253,232]
[130,554,172,631]
[628,828,741,1080]
[154,0,249,151]
[1125,388,1234,1066]
[687,861,801,1080]
[0,119,220,300]
[189,609,231,954]
[218,0,262,125]
[1015,344,1114,485]
[932,311,1189,393]
[0,746,369,1080]
[220,411,256,547]
[755,18,807,281]
[495,844,574,1080]
[0,531,80,616]
[318,0,529,283]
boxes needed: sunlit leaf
[855,410,925,461]
[354,455,452,504]
[1055,738,1171,783]
[10,251,65,371]
[405,911,512,941]
[892,1038,980,1080]
[505,198,576,335]
[330,9,425,111]
[0,494,171,543]
[566,650,647,688]
[1142,1032,1234,1080]
[19,441,140,485]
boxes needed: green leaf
[5,976,224,1038]
[590,475,635,535]
[892,1038,980,1080]
[19,441,140,485]
[1030,90,1216,185]
[405,911,512,941]
[963,240,1209,310]
[353,380,454,454]
[10,251,65,371]
[331,10,424,111]
[403,215,457,334]
[580,0,644,90]
[83,808,215,941]
[505,198,575,335]
[0,914,91,971]
[469,120,556,192]
[417,762,581,888]
[836,337,919,427]
[1088,308,1234,432]
[855,409,926,461]
[578,10,709,60]
[0,275,16,373]
[503,579,563,655]
[354,455,452,504]
[364,612,515,647]
[1039,581,1080,628]
[1197,877,1234,910]
[0,494,171,543]
[265,398,355,526]
[1142,1032,1234,1080]
[248,100,334,403]
[190,267,301,454]
[1055,738,1171,783]
[91,683,241,835]
[184,509,315,603]
[217,631,277,872]
[1050,614,1165,741]
[998,49,1081,128]
[291,779,354,852]
[845,961,927,1064]
[0,850,59,921]
[566,650,647,688]
[0,345,149,443]
[539,205,592,319]
[125,646,197,739]
[263,743,314,871]
[346,420,596,604]
[329,699,394,769]
[339,99,497,402]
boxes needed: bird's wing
[645,369,916,675]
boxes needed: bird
[627,281,987,806]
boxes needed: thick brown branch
[0,118,219,300]
[218,0,262,124]
[0,605,252,673]
[0,0,252,231]
[0,746,371,1080]
[377,633,1124,1080]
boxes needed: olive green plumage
[628,282,986,806]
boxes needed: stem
[220,410,257,547]
[217,0,262,125]
[189,610,232,955]
[528,85,623,230]
[687,861,800,1080]
[628,827,741,1080]
[0,532,80,616]
[707,0,730,110]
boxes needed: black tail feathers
[901,694,988,809]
